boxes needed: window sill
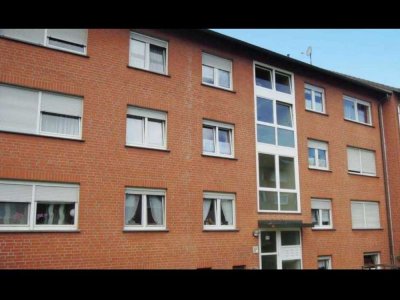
[352,228,383,231]
[202,154,237,160]
[258,211,302,214]
[348,172,379,178]
[123,229,169,233]
[0,36,89,58]
[0,130,85,142]
[127,65,171,78]
[0,230,80,233]
[125,145,170,152]
[305,109,329,117]
[311,228,336,231]
[203,229,239,232]
[343,118,374,128]
[201,83,236,93]
[308,167,332,173]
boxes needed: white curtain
[221,200,233,225]
[47,204,54,224]
[4,203,11,224]
[125,195,140,224]
[149,45,165,73]
[203,199,212,223]
[149,196,163,225]
[41,113,80,136]
[58,204,65,224]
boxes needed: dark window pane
[257,97,273,123]
[36,203,75,225]
[48,37,85,53]
[204,199,216,225]
[261,231,276,253]
[276,102,292,127]
[218,69,230,88]
[259,191,278,210]
[357,103,369,124]
[281,231,300,246]
[261,255,277,269]
[125,194,142,225]
[279,157,295,189]
[149,44,166,73]
[0,202,29,225]
[280,193,297,211]
[147,195,163,225]
[275,72,291,94]
[312,209,319,226]
[282,259,301,269]
[257,124,275,145]
[258,153,276,188]
[256,66,272,89]
[218,128,231,155]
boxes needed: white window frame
[202,52,233,91]
[317,256,332,269]
[347,147,376,176]
[397,104,400,130]
[126,106,167,150]
[343,95,372,125]
[311,199,333,229]
[129,32,168,75]
[255,64,292,95]
[363,252,380,268]
[308,140,329,170]
[258,153,299,213]
[304,84,326,114]
[0,180,79,231]
[203,192,235,231]
[0,84,83,140]
[202,119,234,158]
[351,201,380,229]
[124,188,166,231]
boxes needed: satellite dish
[306,46,312,56]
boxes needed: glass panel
[261,231,276,253]
[279,157,295,189]
[48,38,85,53]
[36,203,75,225]
[125,194,142,225]
[344,99,356,120]
[277,102,292,127]
[314,91,323,112]
[280,193,297,211]
[132,197,142,225]
[257,97,273,123]
[147,119,164,146]
[204,199,216,225]
[257,124,275,145]
[282,259,301,269]
[261,255,277,269]
[357,103,370,124]
[318,259,329,269]
[281,231,300,246]
[41,113,80,136]
[218,128,231,155]
[275,72,291,94]
[308,148,316,166]
[202,65,214,84]
[147,195,163,225]
[149,44,166,73]
[259,191,278,211]
[203,126,215,153]
[258,153,276,188]
[318,149,327,168]
[277,128,294,148]
[131,39,146,69]
[305,88,312,110]
[312,209,319,226]
[364,254,378,266]
[220,199,233,226]
[321,209,330,225]
[218,69,230,88]
[256,66,272,89]
[0,202,29,225]
[126,116,144,145]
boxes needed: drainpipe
[378,95,395,265]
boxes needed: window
[0,29,87,54]
[308,140,329,170]
[258,153,298,212]
[311,199,332,229]
[256,97,294,148]
[125,188,166,230]
[305,84,325,113]
[203,192,235,230]
[202,52,232,90]
[129,32,168,74]
[126,106,167,149]
[255,65,292,94]
[0,84,83,139]
[318,256,332,269]
[202,120,234,158]
[351,201,380,229]
[347,147,376,176]
[343,96,372,125]
[0,180,79,231]
[363,253,380,268]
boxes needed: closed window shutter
[0,183,33,202]
[127,106,166,120]
[365,202,380,228]
[41,92,83,117]
[0,29,45,44]
[361,150,376,175]
[35,185,79,202]
[308,140,327,150]
[351,202,364,228]
[347,147,361,173]
[47,29,87,46]
[311,199,331,210]
[202,53,232,72]
[0,84,39,133]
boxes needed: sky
[212,29,400,88]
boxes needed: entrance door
[259,230,302,269]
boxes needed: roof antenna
[301,46,312,65]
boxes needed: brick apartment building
[0,29,398,269]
